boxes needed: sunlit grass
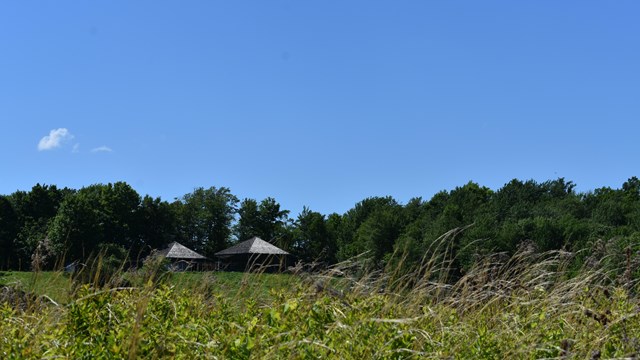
[0,270,298,305]
[0,271,72,304]
[1,235,640,359]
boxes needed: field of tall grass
[2,240,640,359]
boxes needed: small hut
[157,242,208,271]
[215,236,289,272]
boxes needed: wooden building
[157,242,208,271]
[215,236,289,272]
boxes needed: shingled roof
[215,237,289,256]
[158,242,207,260]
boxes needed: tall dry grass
[1,230,640,358]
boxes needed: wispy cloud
[72,143,80,153]
[38,128,74,151]
[91,146,113,153]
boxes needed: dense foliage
[2,247,640,359]
[1,177,640,275]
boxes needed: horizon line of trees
[1,177,640,275]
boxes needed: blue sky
[1,1,639,216]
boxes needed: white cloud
[72,143,80,153]
[91,146,113,153]
[38,128,74,151]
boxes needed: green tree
[8,184,72,269]
[355,205,405,265]
[0,196,18,269]
[48,182,142,263]
[292,207,336,264]
[622,176,640,199]
[336,196,401,262]
[588,187,627,227]
[176,187,239,257]
[136,195,178,259]
[235,197,290,244]
[235,198,260,242]
[258,197,290,243]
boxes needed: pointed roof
[215,236,289,256]
[158,242,207,260]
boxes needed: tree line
[1,177,639,275]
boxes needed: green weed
[1,242,640,359]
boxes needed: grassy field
[0,271,73,304]
[2,249,640,359]
[0,270,298,305]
